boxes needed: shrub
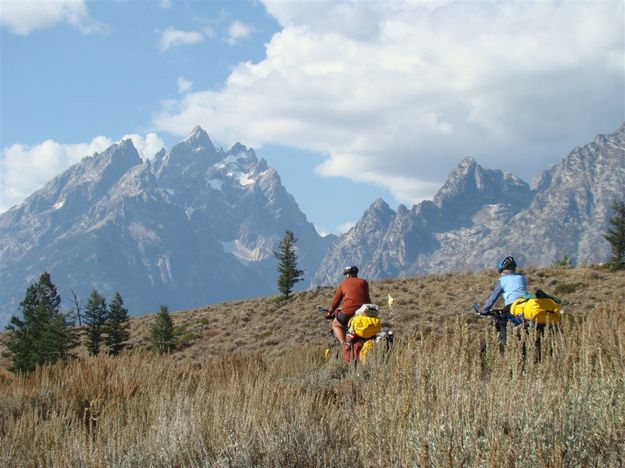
[553,282,585,295]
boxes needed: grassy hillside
[2,265,623,365]
[112,265,624,362]
[1,266,624,466]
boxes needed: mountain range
[313,123,625,284]
[1,123,623,326]
[0,127,332,326]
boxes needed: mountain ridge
[2,123,623,326]
[313,123,625,284]
[0,129,331,326]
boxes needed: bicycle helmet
[497,256,517,272]
[342,265,359,276]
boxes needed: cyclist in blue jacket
[482,255,528,343]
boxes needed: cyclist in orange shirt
[326,266,371,351]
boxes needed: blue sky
[1,0,623,235]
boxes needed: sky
[0,0,623,235]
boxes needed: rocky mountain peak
[433,157,530,207]
[429,157,533,230]
[0,128,331,326]
[186,125,213,147]
[118,137,135,152]
[370,197,391,210]
[52,139,143,204]
[229,142,252,155]
[356,199,395,233]
[396,204,409,216]
[156,128,221,182]
[314,122,625,283]
[100,138,142,167]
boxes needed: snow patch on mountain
[220,240,265,263]
[207,179,224,191]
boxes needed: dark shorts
[335,312,354,328]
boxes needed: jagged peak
[229,142,249,154]
[101,139,141,167]
[157,126,220,179]
[225,143,258,168]
[177,126,216,153]
[361,198,395,221]
[432,156,532,214]
[458,156,478,170]
[255,158,269,173]
[397,204,409,215]
[186,125,209,141]
[118,138,136,151]
[433,158,482,205]
[586,122,625,148]
[369,198,391,211]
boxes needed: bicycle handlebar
[472,303,505,318]
[317,306,335,320]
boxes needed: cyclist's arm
[482,281,503,313]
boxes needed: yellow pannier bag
[348,314,382,339]
[510,297,561,325]
[359,340,376,364]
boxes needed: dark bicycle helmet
[497,256,517,272]
[342,265,359,276]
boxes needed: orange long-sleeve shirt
[330,276,371,315]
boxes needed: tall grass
[2,306,624,467]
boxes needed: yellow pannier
[359,339,376,364]
[348,314,382,339]
[510,297,561,325]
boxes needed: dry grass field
[115,265,624,362]
[1,265,624,466]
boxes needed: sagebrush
[1,303,623,466]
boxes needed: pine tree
[274,230,304,300]
[604,200,625,269]
[150,305,176,354]
[104,292,130,356]
[4,272,78,373]
[84,289,108,356]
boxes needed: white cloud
[153,0,624,206]
[159,27,205,52]
[0,133,165,212]
[0,0,106,35]
[226,20,254,44]
[159,0,172,8]
[177,77,193,94]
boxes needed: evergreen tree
[84,289,108,356]
[4,272,77,373]
[274,230,304,300]
[604,200,625,269]
[104,292,130,356]
[150,305,176,354]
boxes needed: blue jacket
[482,272,528,313]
